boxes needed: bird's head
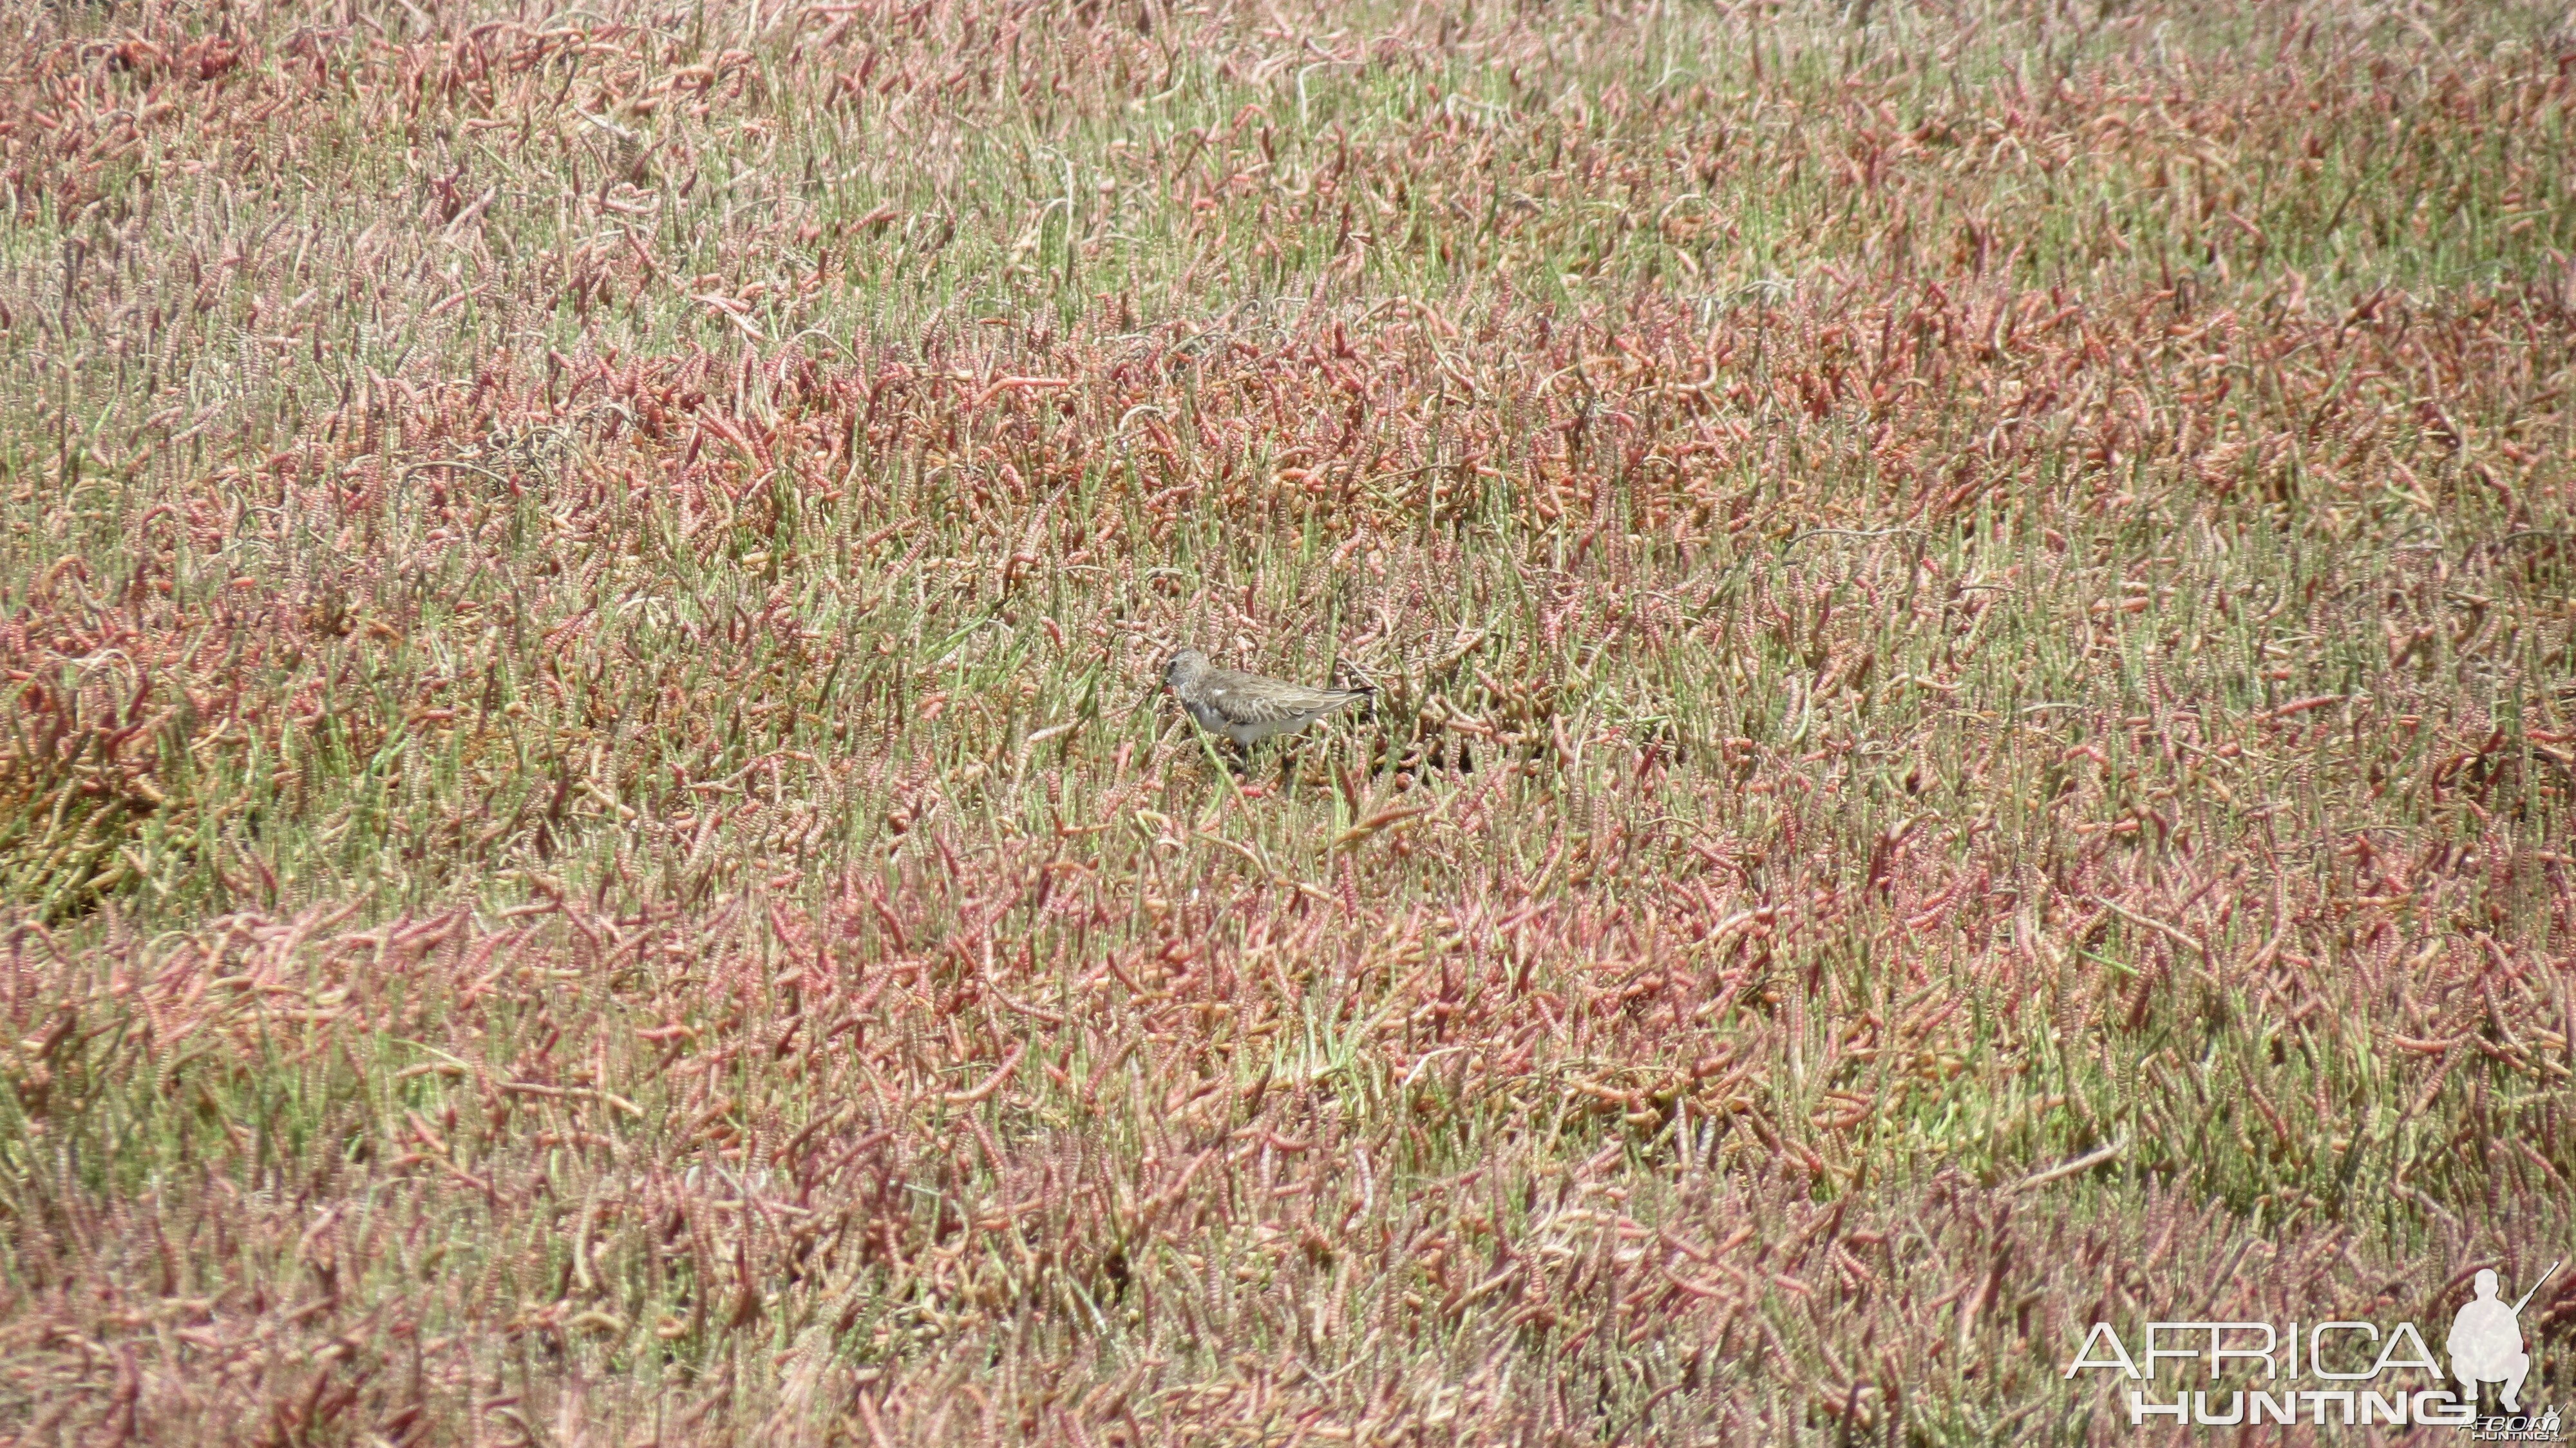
[1161,649,1209,692]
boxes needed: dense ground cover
[3,0,2573,1441]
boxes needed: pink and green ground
[3,1,2572,1442]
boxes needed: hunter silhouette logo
[2450,1264,2552,1414]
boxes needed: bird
[1160,649,1374,756]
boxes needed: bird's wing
[1202,671,1363,725]
[1249,687,1368,724]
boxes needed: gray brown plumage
[1160,649,1372,748]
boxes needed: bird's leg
[1190,727,1245,780]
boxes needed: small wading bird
[1160,649,1373,767]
